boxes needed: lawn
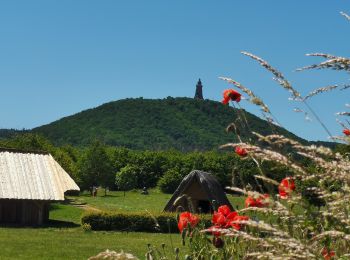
[0,189,245,259]
[68,188,245,213]
[0,227,185,259]
[68,189,173,212]
[0,201,186,259]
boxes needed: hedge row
[81,211,211,233]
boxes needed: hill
[28,97,310,151]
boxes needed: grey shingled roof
[164,170,233,211]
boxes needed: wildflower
[235,146,248,157]
[245,194,270,208]
[210,205,249,234]
[343,128,350,136]
[321,247,335,260]
[230,215,249,231]
[278,177,296,199]
[177,212,200,233]
[217,205,231,216]
[212,205,237,228]
[222,89,241,104]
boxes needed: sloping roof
[164,170,233,212]
[0,149,80,201]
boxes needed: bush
[115,165,139,192]
[81,211,211,233]
[157,169,184,193]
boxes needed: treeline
[0,133,294,194]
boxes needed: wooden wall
[0,199,50,225]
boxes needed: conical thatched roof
[163,170,233,212]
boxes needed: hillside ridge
[0,97,335,150]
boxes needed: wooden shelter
[0,148,80,225]
[163,170,233,213]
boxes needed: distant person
[141,187,149,195]
[92,186,98,197]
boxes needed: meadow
[0,190,192,260]
[67,189,245,212]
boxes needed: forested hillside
[31,97,307,151]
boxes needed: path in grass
[72,203,101,212]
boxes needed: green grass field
[0,227,185,260]
[69,189,173,212]
[0,201,186,259]
[0,189,245,259]
[69,189,245,212]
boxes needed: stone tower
[194,79,203,100]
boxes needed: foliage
[78,140,114,192]
[29,97,312,151]
[157,168,185,193]
[81,210,211,233]
[0,132,301,196]
[115,165,139,194]
[0,132,296,193]
[0,133,55,152]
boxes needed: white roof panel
[0,151,80,201]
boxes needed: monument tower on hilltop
[194,79,203,100]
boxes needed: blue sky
[0,1,349,142]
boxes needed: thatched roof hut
[0,148,79,225]
[163,170,233,213]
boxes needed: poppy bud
[235,146,248,157]
[212,236,224,248]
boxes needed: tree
[78,140,113,195]
[157,168,184,194]
[0,133,55,152]
[115,165,138,196]
[54,148,80,186]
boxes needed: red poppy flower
[222,89,241,104]
[278,177,296,199]
[235,146,248,157]
[212,205,237,228]
[245,194,270,208]
[321,247,335,260]
[343,128,350,136]
[212,208,237,228]
[230,215,249,230]
[218,205,231,216]
[210,205,249,234]
[177,212,200,233]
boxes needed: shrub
[81,211,211,233]
[157,169,184,193]
[115,165,139,194]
